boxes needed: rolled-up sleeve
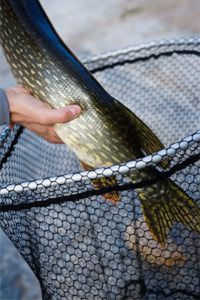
[0,88,10,125]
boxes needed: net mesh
[0,39,200,300]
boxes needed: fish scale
[0,0,143,166]
[0,0,200,243]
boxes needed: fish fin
[103,192,121,203]
[137,178,200,244]
[79,160,93,171]
[123,105,164,153]
[93,176,121,204]
[80,160,120,203]
[118,102,169,168]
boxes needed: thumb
[39,105,81,125]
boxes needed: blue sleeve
[0,88,11,125]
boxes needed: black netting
[0,39,200,300]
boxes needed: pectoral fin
[92,176,121,203]
[80,160,120,203]
[80,160,93,171]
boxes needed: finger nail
[69,105,81,119]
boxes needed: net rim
[83,36,200,70]
[0,129,199,197]
[0,37,199,196]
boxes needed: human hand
[6,86,81,143]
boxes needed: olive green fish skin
[1,0,199,244]
[0,0,144,167]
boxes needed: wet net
[0,39,200,300]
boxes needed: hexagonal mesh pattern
[0,39,200,300]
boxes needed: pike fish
[0,0,199,243]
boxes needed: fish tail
[137,179,200,243]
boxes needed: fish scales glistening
[0,0,199,243]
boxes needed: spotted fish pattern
[0,0,200,243]
[0,0,152,167]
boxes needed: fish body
[0,0,162,167]
[0,0,199,243]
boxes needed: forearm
[0,88,10,125]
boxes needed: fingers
[21,122,64,144]
[6,86,29,95]
[7,86,82,125]
[47,127,64,144]
[6,85,82,143]
[38,105,81,125]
